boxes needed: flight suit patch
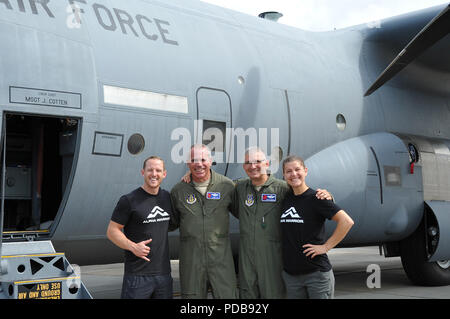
[186,194,197,204]
[206,192,221,200]
[245,194,255,207]
[261,194,276,202]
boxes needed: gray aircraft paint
[0,0,449,269]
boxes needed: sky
[199,0,448,31]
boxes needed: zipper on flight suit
[193,187,208,267]
[192,181,212,274]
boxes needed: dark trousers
[282,269,335,299]
[121,273,173,299]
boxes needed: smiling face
[187,145,212,183]
[141,158,166,193]
[283,159,308,194]
[243,149,269,185]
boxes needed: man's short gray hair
[189,144,212,161]
[244,146,267,160]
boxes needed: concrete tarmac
[79,246,450,299]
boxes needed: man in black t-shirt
[107,156,176,299]
[280,155,354,299]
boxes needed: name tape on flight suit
[261,194,276,202]
[206,192,221,200]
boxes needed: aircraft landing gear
[436,260,450,270]
[400,213,450,286]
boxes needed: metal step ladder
[0,241,92,299]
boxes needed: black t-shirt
[111,187,174,275]
[280,188,341,275]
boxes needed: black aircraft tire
[400,220,450,286]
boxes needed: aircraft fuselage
[0,0,449,266]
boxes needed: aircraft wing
[362,3,450,96]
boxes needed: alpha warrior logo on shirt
[280,207,304,223]
[143,206,170,223]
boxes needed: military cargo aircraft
[0,0,449,287]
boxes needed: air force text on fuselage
[0,0,179,45]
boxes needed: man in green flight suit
[235,147,331,298]
[171,144,238,299]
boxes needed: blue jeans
[121,273,173,299]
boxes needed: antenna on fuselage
[258,11,283,22]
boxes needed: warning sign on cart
[18,281,62,299]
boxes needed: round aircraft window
[336,114,346,131]
[127,133,145,155]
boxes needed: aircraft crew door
[0,113,4,253]
[196,88,232,175]
[0,113,80,240]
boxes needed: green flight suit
[234,175,289,298]
[171,170,238,299]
